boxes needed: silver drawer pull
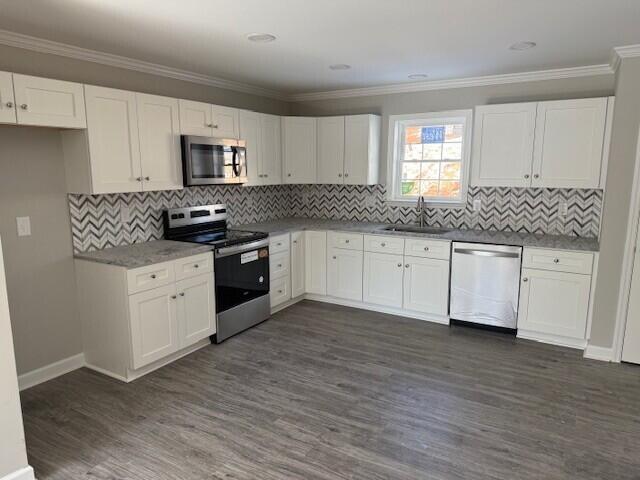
[5,101,13,108]
[345,239,350,244]
[150,274,157,279]
[278,289,283,294]
[179,292,185,297]
[381,242,386,247]
[423,247,429,251]
[553,258,560,264]
[405,264,410,268]
[454,248,520,259]
[171,295,177,299]
[277,264,282,268]
[194,264,199,268]
[332,256,337,259]
[20,103,28,110]
[397,263,402,267]
[523,277,528,282]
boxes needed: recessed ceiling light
[246,33,276,43]
[329,64,351,70]
[408,74,429,80]
[509,41,537,51]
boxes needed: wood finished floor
[21,300,640,480]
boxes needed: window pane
[445,124,463,142]
[420,180,439,197]
[401,180,419,196]
[421,126,445,143]
[404,144,422,160]
[421,162,440,180]
[422,143,442,160]
[402,162,421,180]
[442,143,462,160]
[405,126,421,144]
[440,162,461,180]
[438,180,460,198]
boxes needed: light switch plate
[472,199,482,211]
[16,216,31,237]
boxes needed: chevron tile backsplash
[69,184,602,253]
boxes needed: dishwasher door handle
[453,248,520,258]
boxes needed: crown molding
[610,44,640,71]
[0,29,288,101]
[288,64,614,102]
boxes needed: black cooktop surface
[173,229,268,249]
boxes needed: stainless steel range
[163,204,270,343]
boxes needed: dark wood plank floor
[21,300,640,480]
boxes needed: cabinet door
[403,256,449,316]
[304,231,327,295]
[291,231,305,298]
[470,103,536,187]
[211,104,239,138]
[531,98,607,188]
[344,115,379,185]
[136,93,182,191]
[0,71,16,124]
[363,252,404,308]
[85,85,142,194]
[317,116,345,184]
[260,114,282,185]
[129,284,179,369]
[518,268,590,340]
[283,117,317,183]
[270,275,292,308]
[239,110,262,185]
[327,248,363,301]
[178,99,213,136]
[176,274,216,348]
[12,74,86,128]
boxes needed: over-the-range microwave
[181,135,247,186]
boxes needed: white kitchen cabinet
[176,274,216,348]
[327,247,363,301]
[317,116,345,184]
[129,283,179,370]
[0,71,16,124]
[531,98,607,188]
[305,231,327,295]
[518,268,591,341]
[12,74,86,128]
[179,99,213,136]
[471,103,536,187]
[240,111,282,186]
[363,252,404,308]
[211,104,239,138]
[283,116,317,183]
[136,93,183,191]
[291,231,305,298]
[271,276,291,307]
[344,114,380,185]
[403,256,450,316]
[240,110,261,185]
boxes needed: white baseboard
[1,466,35,480]
[18,353,85,391]
[271,295,305,314]
[584,344,616,362]
[517,330,586,350]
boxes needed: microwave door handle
[231,148,240,177]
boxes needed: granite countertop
[232,218,600,252]
[74,240,214,269]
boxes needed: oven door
[182,135,247,185]
[214,240,269,313]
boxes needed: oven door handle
[215,238,270,258]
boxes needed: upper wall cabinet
[178,99,239,138]
[317,114,381,185]
[0,72,86,128]
[240,110,282,186]
[471,97,612,189]
[283,116,317,184]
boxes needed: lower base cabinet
[270,275,291,307]
[403,256,450,316]
[363,252,404,308]
[327,247,363,301]
[305,231,327,295]
[291,231,305,298]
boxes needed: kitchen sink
[382,225,452,234]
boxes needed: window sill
[386,199,467,210]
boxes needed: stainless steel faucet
[416,195,425,227]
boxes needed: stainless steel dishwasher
[449,242,522,330]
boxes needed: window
[388,110,472,205]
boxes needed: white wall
[0,236,33,479]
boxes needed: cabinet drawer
[328,231,363,251]
[127,261,175,295]
[404,238,451,260]
[270,250,290,280]
[364,235,405,255]
[174,253,213,281]
[522,248,593,275]
[270,233,290,254]
[270,275,291,307]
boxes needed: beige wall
[591,57,640,348]
[0,127,81,374]
[0,236,31,478]
[0,44,291,115]
[290,75,615,183]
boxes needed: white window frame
[386,109,473,207]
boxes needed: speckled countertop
[74,240,214,269]
[232,218,600,252]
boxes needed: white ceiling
[0,0,639,95]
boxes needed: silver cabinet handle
[344,173,349,178]
[171,295,177,299]
[194,264,199,268]
[293,240,297,244]
[206,122,213,127]
[424,247,429,251]
[397,263,402,267]
[534,174,540,179]
[553,258,560,263]
[5,101,13,108]
[212,124,219,129]
[278,289,283,294]
[20,104,27,110]
[287,173,292,177]
[150,274,157,279]
[338,173,342,177]
[144,176,150,181]
[277,264,282,268]
[264,174,268,178]
[332,256,337,259]
[524,174,530,179]
[179,292,185,297]
[276,242,282,246]
[345,239,350,244]
[381,242,386,247]
[405,264,410,268]
[522,277,528,282]
[136,176,143,182]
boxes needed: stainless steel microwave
[181,135,247,186]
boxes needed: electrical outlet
[472,199,482,212]
[120,205,130,223]
[559,201,568,216]
[16,216,31,237]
